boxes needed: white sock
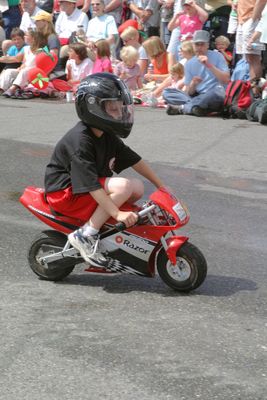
[82,225,99,237]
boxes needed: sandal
[12,90,35,100]
[10,89,23,99]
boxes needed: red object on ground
[28,67,49,90]
[35,49,58,74]
[51,79,73,92]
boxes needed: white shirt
[19,7,42,33]
[65,58,94,81]
[86,14,118,42]
[23,46,36,68]
[55,8,89,39]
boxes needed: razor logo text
[123,239,149,254]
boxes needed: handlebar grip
[114,221,127,231]
[114,214,144,232]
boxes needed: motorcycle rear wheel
[157,242,207,292]
[28,230,76,281]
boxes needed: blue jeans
[163,85,226,114]
[2,6,22,39]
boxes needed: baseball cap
[32,10,53,23]
[192,30,210,43]
[59,0,76,3]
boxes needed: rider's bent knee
[129,178,144,201]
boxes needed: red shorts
[46,178,106,221]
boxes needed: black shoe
[257,103,267,124]
[166,105,183,115]
[191,106,208,117]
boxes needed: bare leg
[246,54,262,80]
[89,177,144,230]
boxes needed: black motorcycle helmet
[75,73,134,138]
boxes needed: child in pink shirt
[92,39,113,74]
[115,46,143,91]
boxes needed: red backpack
[223,80,254,119]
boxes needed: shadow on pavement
[55,272,257,297]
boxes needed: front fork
[148,233,189,275]
[161,233,189,265]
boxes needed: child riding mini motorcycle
[20,73,208,292]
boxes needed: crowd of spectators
[0,0,266,116]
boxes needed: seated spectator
[164,30,230,116]
[55,0,89,49]
[33,11,60,57]
[65,42,94,92]
[0,28,25,72]
[0,29,47,97]
[1,0,42,53]
[86,0,118,51]
[168,0,208,43]
[92,38,113,73]
[128,0,160,37]
[120,26,149,76]
[179,39,195,64]
[153,62,184,98]
[143,35,170,82]
[32,10,62,74]
[114,45,143,91]
[20,0,43,33]
[214,35,233,65]
[1,0,21,39]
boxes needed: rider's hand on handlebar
[115,211,138,228]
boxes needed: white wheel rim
[166,257,191,281]
[36,244,62,264]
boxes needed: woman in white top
[0,29,47,96]
[86,0,118,49]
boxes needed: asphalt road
[0,98,266,400]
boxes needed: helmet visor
[86,96,134,126]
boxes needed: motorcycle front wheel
[28,230,76,281]
[157,242,207,292]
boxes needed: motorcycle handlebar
[113,204,156,232]
[100,204,156,239]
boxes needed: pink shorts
[46,178,106,221]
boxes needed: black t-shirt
[44,121,142,194]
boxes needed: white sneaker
[68,229,107,267]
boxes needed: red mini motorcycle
[20,186,207,292]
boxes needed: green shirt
[8,0,20,6]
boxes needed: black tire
[28,230,75,281]
[157,242,207,292]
